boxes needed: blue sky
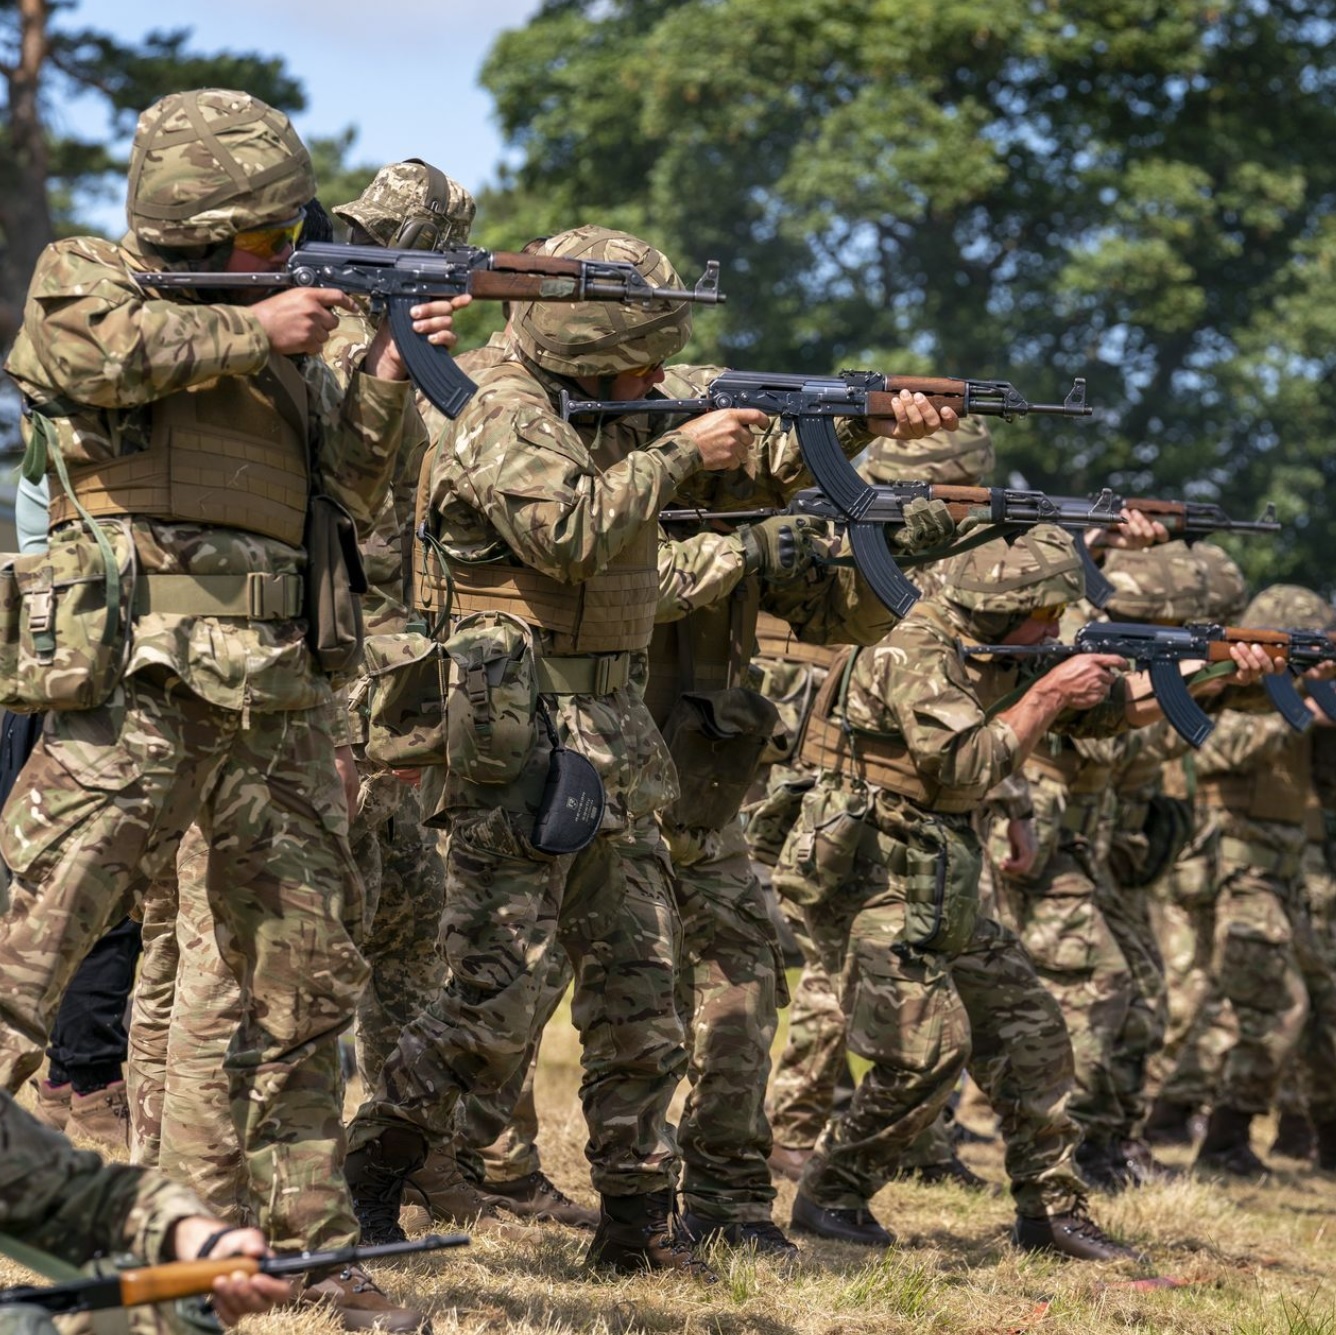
[65,0,542,232]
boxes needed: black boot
[1074,1138,1131,1193]
[790,1191,895,1246]
[1194,1107,1268,1179]
[1143,1097,1197,1148]
[586,1191,716,1280]
[1313,1119,1336,1172]
[344,1126,428,1245]
[900,1154,994,1193]
[1270,1111,1315,1161]
[1119,1137,1182,1186]
[678,1211,800,1262]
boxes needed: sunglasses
[1030,603,1068,624]
[231,210,306,260]
[623,362,664,380]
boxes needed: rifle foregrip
[387,296,477,420]
[882,376,968,397]
[118,1258,261,1307]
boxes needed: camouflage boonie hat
[332,160,476,251]
[1243,583,1334,632]
[860,415,995,486]
[942,524,1084,615]
[1100,541,1210,624]
[127,89,315,247]
[1195,542,1249,623]
[512,225,692,376]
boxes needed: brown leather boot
[586,1191,716,1279]
[400,1143,533,1241]
[482,1170,599,1231]
[30,1080,71,1134]
[67,1080,130,1152]
[299,1263,430,1332]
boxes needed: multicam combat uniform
[0,94,409,1254]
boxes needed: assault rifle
[0,1234,468,1315]
[960,621,1336,748]
[1069,498,1281,607]
[563,370,1094,617]
[659,483,1123,610]
[134,242,725,420]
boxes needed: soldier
[773,528,1273,1256]
[1188,585,1336,1176]
[0,89,460,1329]
[342,224,953,1277]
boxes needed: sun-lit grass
[6,988,1335,1335]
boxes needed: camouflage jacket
[4,235,410,713]
[0,1090,207,1270]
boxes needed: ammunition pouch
[742,764,817,867]
[443,611,540,786]
[772,781,873,910]
[660,687,783,833]
[363,630,449,769]
[0,522,135,713]
[304,493,369,678]
[891,809,980,957]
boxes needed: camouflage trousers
[1210,834,1336,1119]
[1093,881,1166,1138]
[666,819,784,1223]
[0,674,367,1253]
[349,805,686,1197]
[802,907,1083,1217]
[999,847,1134,1148]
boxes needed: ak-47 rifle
[1067,497,1281,607]
[134,242,725,421]
[563,370,1094,617]
[960,621,1336,748]
[0,1234,468,1315]
[659,484,1123,604]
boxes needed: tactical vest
[644,577,760,729]
[48,355,310,547]
[754,610,839,668]
[1198,730,1311,826]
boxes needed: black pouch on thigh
[530,702,605,856]
[660,687,783,832]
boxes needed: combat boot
[400,1143,533,1240]
[1119,1137,1182,1186]
[901,1154,994,1193]
[1270,1111,1315,1161]
[790,1192,895,1247]
[767,1144,813,1183]
[1012,1202,1139,1262]
[345,1127,428,1246]
[1143,1097,1197,1147]
[1312,1119,1336,1172]
[1194,1107,1268,1179]
[586,1191,717,1279]
[30,1080,71,1134]
[678,1210,800,1262]
[67,1080,130,1152]
[1074,1137,1131,1193]
[298,1262,430,1332]
[481,1170,599,1231]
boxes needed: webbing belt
[133,572,303,621]
[535,652,632,696]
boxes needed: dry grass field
[7,991,1336,1335]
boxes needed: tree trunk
[0,0,53,349]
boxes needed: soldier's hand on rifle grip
[1040,652,1126,709]
[253,288,355,356]
[365,295,471,380]
[1085,507,1169,553]
[866,390,960,441]
[168,1219,291,1325]
[681,407,769,471]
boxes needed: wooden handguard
[117,1257,263,1306]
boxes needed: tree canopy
[476,0,1336,590]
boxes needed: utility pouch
[661,687,783,832]
[1111,792,1193,888]
[742,765,817,867]
[531,704,606,855]
[900,816,979,956]
[444,610,539,786]
[771,781,871,909]
[0,524,135,713]
[363,630,449,768]
[304,493,368,678]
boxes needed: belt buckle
[593,655,613,696]
[246,572,268,619]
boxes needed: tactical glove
[740,515,816,581]
[893,497,956,553]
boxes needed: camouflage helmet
[942,524,1085,619]
[860,415,995,486]
[1242,583,1334,632]
[1100,541,1210,624]
[126,89,314,248]
[1195,542,1249,623]
[332,160,476,252]
[511,225,692,377]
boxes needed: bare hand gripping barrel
[135,242,726,419]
